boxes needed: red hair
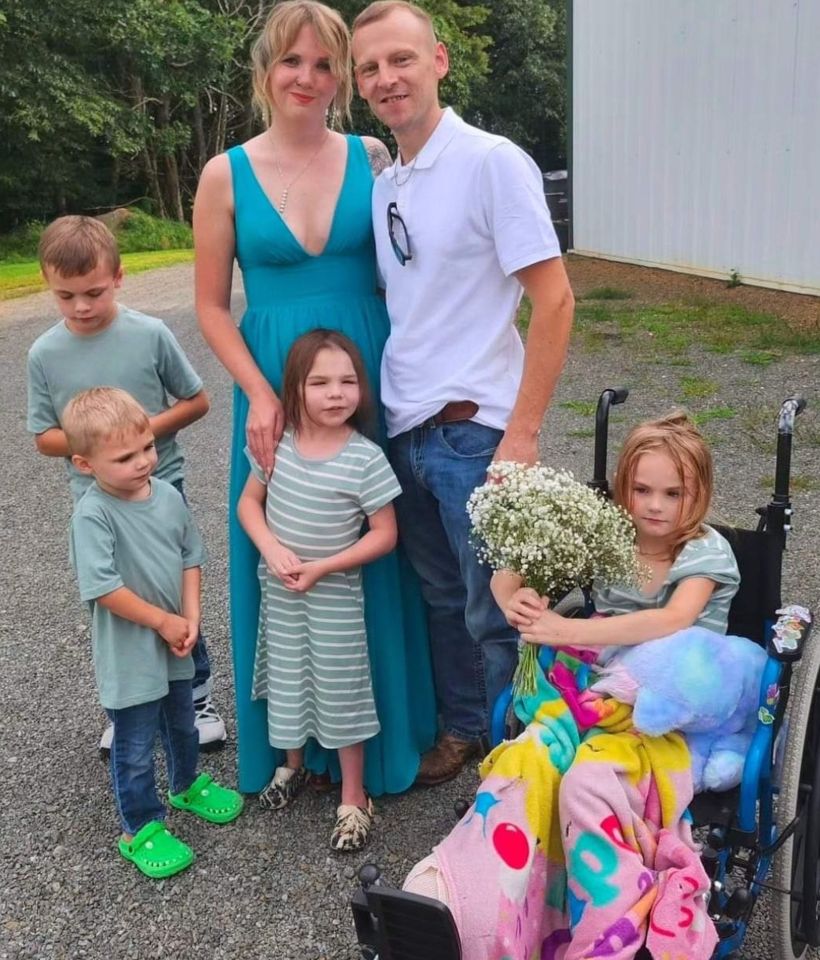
[613,411,713,557]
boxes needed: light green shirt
[69,478,206,710]
[593,524,741,665]
[27,305,203,502]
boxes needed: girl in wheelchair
[404,412,742,960]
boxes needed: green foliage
[463,0,566,168]
[582,287,633,301]
[0,0,560,227]
[0,222,46,262]
[0,248,194,301]
[116,210,193,253]
[0,210,192,264]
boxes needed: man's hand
[503,587,546,629]
[492,428,539,467]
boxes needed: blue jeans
[389,421,518,741]
[171,479,211,696]
[105,680,199,835]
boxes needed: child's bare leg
[286,748,304,770]
[338,743,367,807]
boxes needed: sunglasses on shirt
[387,202,413,266]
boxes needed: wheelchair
[352,389,817,960]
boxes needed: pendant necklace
[272,129,331,214]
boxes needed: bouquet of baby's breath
[468,461,640,696]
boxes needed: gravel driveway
[1,261,817,959]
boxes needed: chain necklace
[272,129,330,214]
[393,155,418,187]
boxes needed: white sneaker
[99,722,114,758]
[98,694,227,760]
[194,694,227,751]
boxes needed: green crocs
[118,820,194,879]
[168,772,244,824]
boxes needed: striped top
[593,525,740,664]
[246,427,401,751]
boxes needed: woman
[193,0,436,797]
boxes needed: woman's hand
[263,542,302,588]
[246,390,285,478]
[503,587,546,628]
[520,606,570,647]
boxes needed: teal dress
[227,136,436,795]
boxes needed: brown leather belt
[423,400,479,428]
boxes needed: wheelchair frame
[352,391,816,960]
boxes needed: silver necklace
[394,155,418,187]
[272,130,330,214]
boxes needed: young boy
[26,215,225,751]
[63,387,242,878]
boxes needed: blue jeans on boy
[106,680,199,836]
[171,479,210,697]
[389,420,518,742]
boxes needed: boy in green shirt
[64,387,242,878]
[26,215,225,751]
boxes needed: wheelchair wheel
[772,635,820,960]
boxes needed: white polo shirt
[373,108,561,438]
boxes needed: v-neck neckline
[240,136,351,259]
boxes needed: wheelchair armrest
[766,605,813,662]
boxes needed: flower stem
[513,642,539,698]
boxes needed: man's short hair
[62,387,150,457]
[353,1,436,38]
[38,215,121,278]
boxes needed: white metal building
[570,0,820,295]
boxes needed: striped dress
[247,428,401,750]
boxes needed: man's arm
[494,257,574,466]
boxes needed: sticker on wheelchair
[772,604,812,653]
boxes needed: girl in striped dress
[238,329,401,851]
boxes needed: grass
[560,400,598,418]
[573,301,820,359]
[679,376,717,400]
[581,286,633,301]
[0,249,194,301]
[567,428,595,439]
[759,474,820,493]
[692,406,737,426]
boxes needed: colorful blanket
[404,651,717,960]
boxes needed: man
[352,0,574,785]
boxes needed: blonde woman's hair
[613,411,714,558]
[62,387,150,457]
[353,1,436,40]
[39,215,121,278]
[251,1,352,129]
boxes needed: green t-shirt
[27,305,203,503]
[69,478,206,710]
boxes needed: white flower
[467,462,639,598]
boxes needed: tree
[463,0,567,169]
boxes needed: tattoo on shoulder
[366,141,393,176]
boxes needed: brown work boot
[414,734,481,786]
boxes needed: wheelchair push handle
[591,387,629,495]
[774,396,807,504]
